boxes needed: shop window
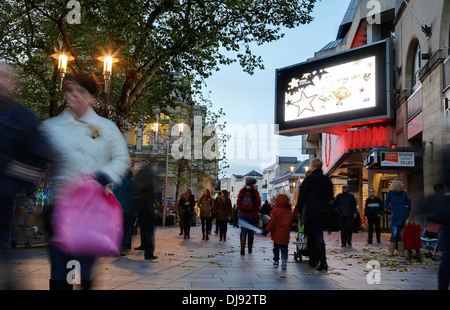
[127,133,137,146]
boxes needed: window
[126,133,137,145]
[412,44,421,89]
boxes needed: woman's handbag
[50,175,123,257]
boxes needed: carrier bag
[50,175,123,257]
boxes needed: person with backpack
[237,177,261,255]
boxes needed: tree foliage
[0,0,317,130]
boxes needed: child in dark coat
[402,216,422,262]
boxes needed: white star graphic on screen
[290,91,317,116]
[288,78,300,89]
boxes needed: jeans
[200,217,212,236]
[439,226,450,290]
[273,243,288,263]
[390,225,404,243]
[0,197,14,289]
[304,219,326,264]
[239,214,258,238]
[181,213,193,237]
[217,219,228,240]
[340,216,354,246]
[138,210,156,257]
[367,215,381,243]
[122,214,136,250]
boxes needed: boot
[388,242,396,256]
[316,244,328,271]
[49,279,73,290]
[281,250,288,270]
[415,249,422,263]
[240,236,246,255]
[398,242,405,257]
[248,235,254,254]
[406,249,412,262]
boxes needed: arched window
[411,43,421,89]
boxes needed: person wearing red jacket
[237,177,261,255]
[264,194,293,270]
[402,216,422,262]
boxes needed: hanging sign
[380,151,415,167]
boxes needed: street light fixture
[51,51,118,93]
[152,118,185,227]
[51,52,74,90]
[97,55,119,93]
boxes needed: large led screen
[275,39,393,136]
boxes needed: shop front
[364,147,424,229]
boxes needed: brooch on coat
[88,125,101,139]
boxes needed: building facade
[277,0,449,226]
[124,103,220,209]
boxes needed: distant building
[222,170,263,207]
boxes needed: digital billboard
[275,39,394,136]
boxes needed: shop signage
[364,149,378,168]
[380,151,414,167]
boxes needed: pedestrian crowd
[0,63,449,291]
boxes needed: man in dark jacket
[364,188,383,244]
[0,63,50,288]
[335,184,357,247]
[132,164,158,260]
[296,158,334,271]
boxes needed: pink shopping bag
[50,175,123,257]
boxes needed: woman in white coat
[40,72,130,290]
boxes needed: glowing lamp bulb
[103,56,113,75]
[58,55,68,73]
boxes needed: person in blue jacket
[384,179,411,256]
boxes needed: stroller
[293,217,309,263]
[421,219,443,261]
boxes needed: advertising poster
[284,56,376,122]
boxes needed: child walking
[263,194,293,270]
[402,216,422,262]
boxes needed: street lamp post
[152,114,184,227]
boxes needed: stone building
[275,0,449,225]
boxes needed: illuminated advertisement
[275,39,393,136]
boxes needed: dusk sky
[203,0,351,177]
